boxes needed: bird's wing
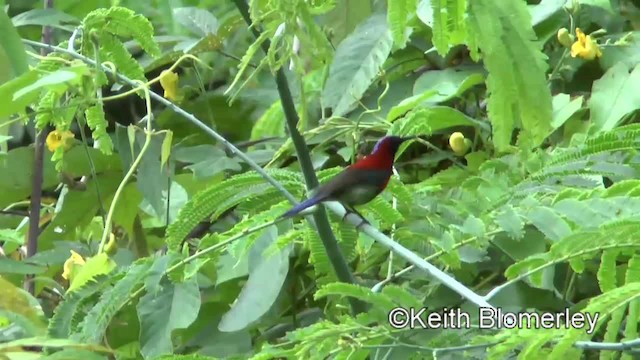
[314,167,390,201]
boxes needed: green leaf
[392,106,479,136]
[528,0,567,26]
[526,206,572,242]
[0,70,39,118]
[551,93,584,129]
[77,260,153,343]
[218,226,291,332]
[173,7,218,37]
[14,67,88,100]
[579,0,614,13]
[48,276,110,338]
[428,0,468,55]
[0,7,28,78]
[386,90,437,121]
[589,63,640,132]
[0,228,23,245]
[0,258,46,275]
[250,100,285,140]
[467,0,553,151]
[0,276,46,333]
[0,6,28,152]
[412,68,485,104]
[11,8,80,31]
[108,182,143,236]
[388,0,417,49]
[599,31,640,71]
[137,276,201,358]
[460,215,486,237]
[416,0,433,27]
[174,145,242,179]
[0,337,111,353]
[322,14,393,117]
[68,253,116,293]
[37,174,121,250]
[494,205,524,240]
[324,0,373,44]
[160,130,173,170]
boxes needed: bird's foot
[355,218,369,230]
[341,207,369,229]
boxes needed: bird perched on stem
[281,136,414,223]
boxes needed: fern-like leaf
[48,275,111,338]
[388,0,417,49]
[166,170,302,251]
[85,104,112,155]
[466,0,552,151]
[82,7,160,57]
[75,258,153,343]
[431,0,468,55]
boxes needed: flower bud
[449,132,470,156]
[557,28,573,48]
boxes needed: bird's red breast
[350,138,396,171]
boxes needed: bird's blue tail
[281,196,324,218]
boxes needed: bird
[281,135,414,221]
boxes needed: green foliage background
[1,0,640,359]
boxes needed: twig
[25,0,54,295]
[574,338,640,352]
[98,88,153,254]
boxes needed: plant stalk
[232,0,364,314]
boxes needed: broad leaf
[218,226,291,332]
[551,93,584,129]
[412,68,485,104]
[322,14,393,117]
[137,276,201,358]
[589,63,640,132]
[11,8,79,31]
[173,7,218,37]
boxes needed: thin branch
[25,0,54,295]
[574,338,640,352]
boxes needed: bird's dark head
[371,135,414,157]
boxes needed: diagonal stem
[232,0,364,314]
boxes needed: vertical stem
[25,0,54,295]
[233,0,365,314]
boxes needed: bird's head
[371,135,414,157]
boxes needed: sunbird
[281,136,414,220]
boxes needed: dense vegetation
[1,0,640,359]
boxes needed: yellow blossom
[570,28,602,60]
[159,70,179,101]
[62,250,85,280]
[45,130,75,152]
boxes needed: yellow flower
[62,250,86,280]
[45,130,75,152]
[570,28,602,60]
[159,70,179,101]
